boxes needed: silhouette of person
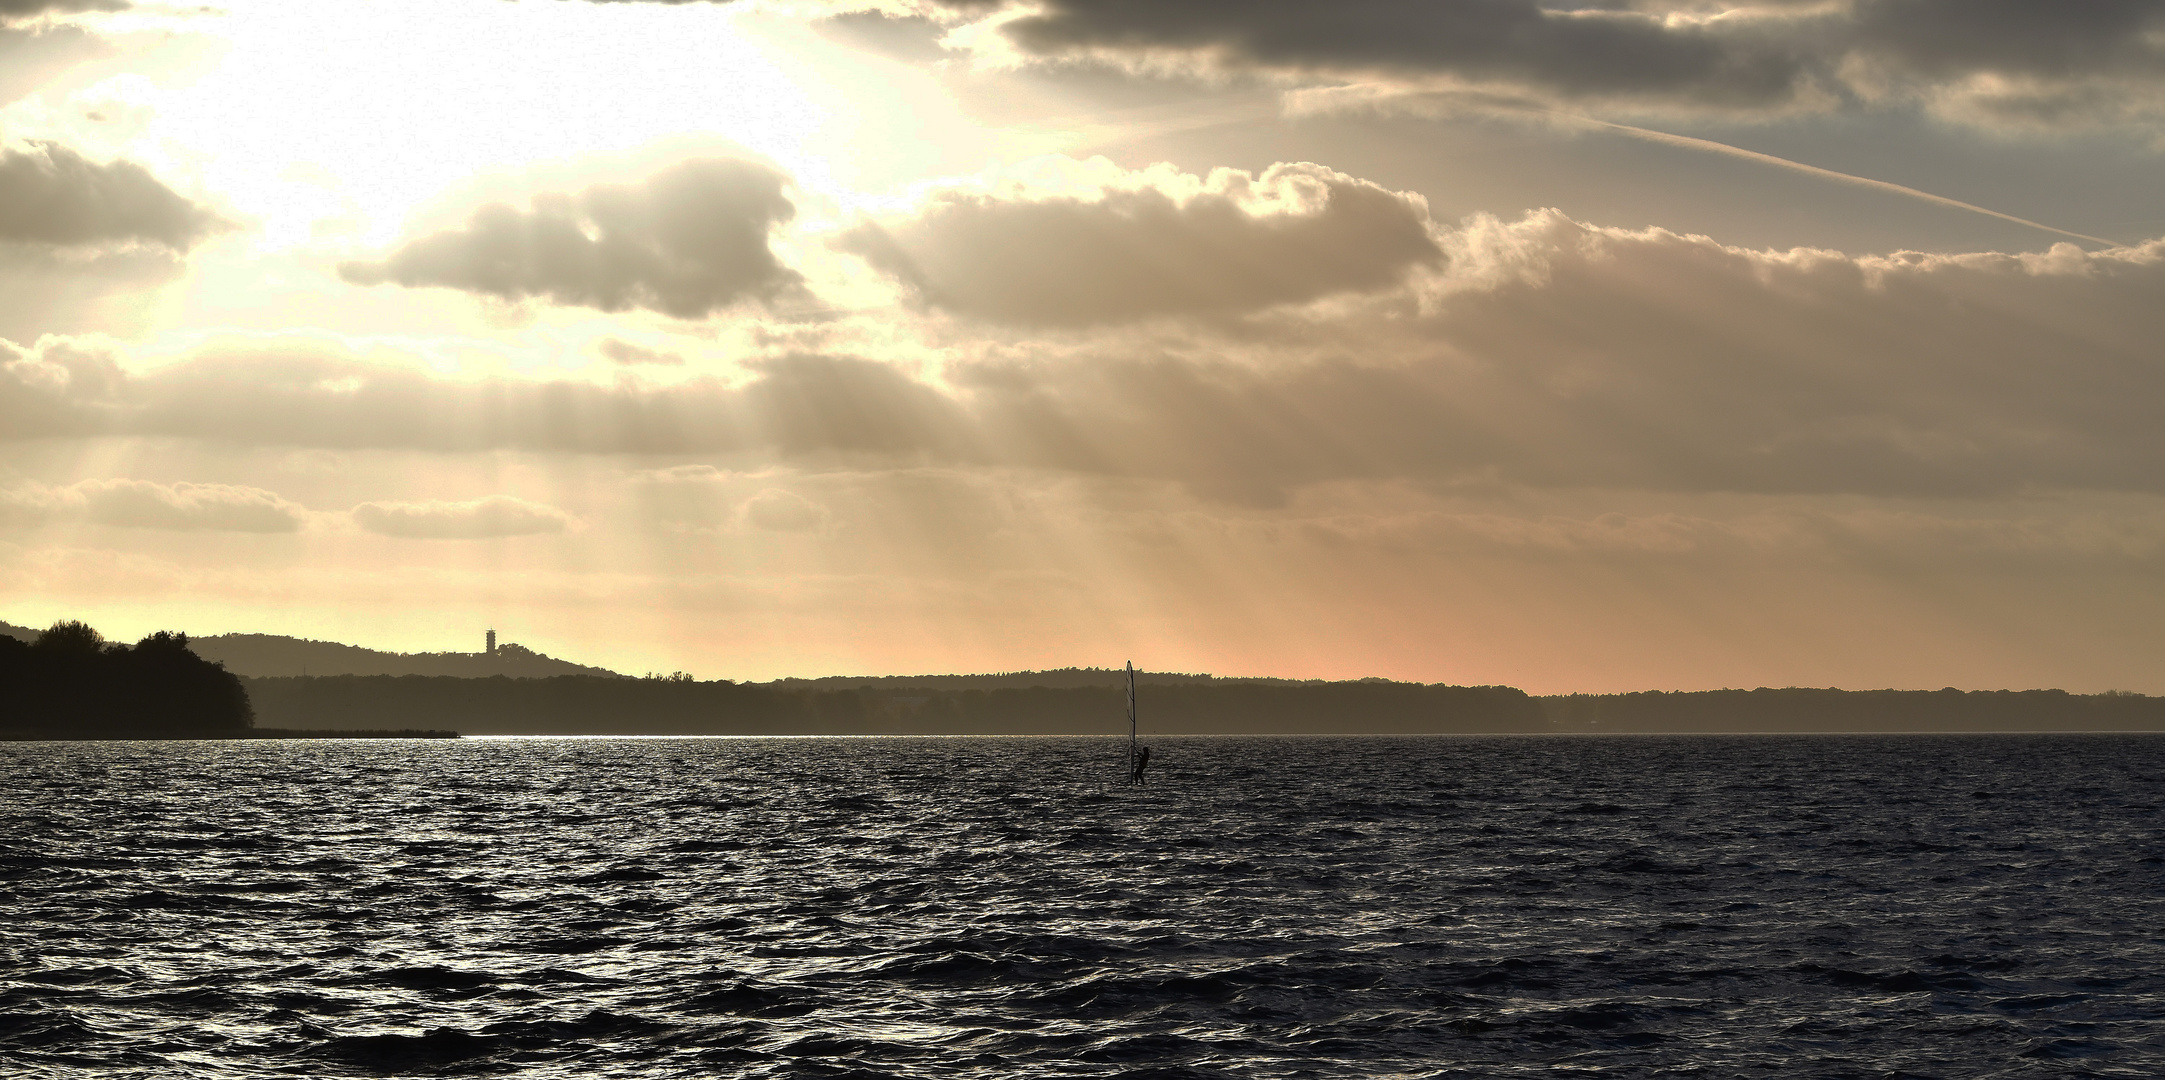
[1130,744,1151,785]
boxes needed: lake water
[3,734,2162,1077]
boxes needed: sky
[2,0,2164,691]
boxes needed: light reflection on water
[3,734,2163,1077]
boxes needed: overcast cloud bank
[927,0,2165,132]
[11,206,2164,503]
[0,477,305,532]
[348,495,574,539]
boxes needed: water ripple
[2,734,2163,1077]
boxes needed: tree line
[239,675,2165,735]
[1542,687,2165,733]
[1,622,254,739]
[241,675,1545,735]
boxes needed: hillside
[183,634,620,678]
[759,668,1367,692]
[2,618,619,678]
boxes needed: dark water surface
[3,735,2163,1078]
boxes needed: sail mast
[1126,660,1137,779]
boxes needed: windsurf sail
[1126,661,1142,784]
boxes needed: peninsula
[0,621,455,741]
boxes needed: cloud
[741,353,976,459]
[340,158,803,318]
[14,208,2165,502]
[837,161,1442,325]
[1293,504,2165,564]
[0,0,129,15]
[943,214,2165,501]
[738,487,828,532]
[936,0,2165,131]
[0,334,124,436]
[628,470,835,533]
[0,25,112,106]
[597,337,685,365]
[0,142,226,251]
[991,1,1819,107]
[1850,0,2164,81]
[49,341,962,460]
[0,478,306,532]
[349,495,574,539]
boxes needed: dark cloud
[0,142,226,251]
[543,1,2165,125]
[945,0,2165,125]
[838,164,1442,325]
[340,158,803,318]
[998,0,1816,107]
[1852,0,2165,80]
[0,0,127,16]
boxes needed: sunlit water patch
[3,735,2163,1077]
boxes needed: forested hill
[186,634,621,678]
[0,619,619,678]
[760,669,1384,692]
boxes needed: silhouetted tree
[0,622,253,739]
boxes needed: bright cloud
[739,487,829,532]
[339,158,803,318]
[837,160,1441,325]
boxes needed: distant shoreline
[2,729,460,742]
[247,728,460,739]
[238,675,2165,737]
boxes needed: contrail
[1568,114,2120,248]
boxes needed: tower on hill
[486,629,496,655]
